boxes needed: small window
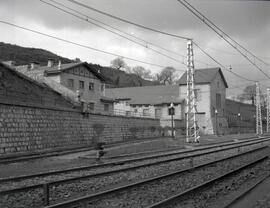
[104,104,109,111]
[87,103,94,111]
[74,68,79,74]
[194,89,201,101]
[101,84,105,92]
[143,109,149,116]
[67,79,74,88]
[216,93,221,108]
[80,68,85,75]
[79,81,84,89]
[89,82,94,91]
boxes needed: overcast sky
[0,0,269,96]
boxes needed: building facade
[14,61,114,115]
[108,68,229,135]
[178,67,229,135]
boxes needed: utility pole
[256,82,263,135]
[186,40,199,143]
[267,88,270,133]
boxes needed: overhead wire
[176,0,270,79]
[0,20,168,69]
[62,0,259,84]
[43,0,189,59]
[2,2,263,89]
[40,0,188,67]
[67,0,191,40]
[193,42,256,82]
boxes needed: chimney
[58,60,61,69]
[47,59,54,67]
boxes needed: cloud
[0,0,269,94]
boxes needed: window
[87,103,94,111]
[216,93,221,108]
[67,79,74,88]
[155,108,161,118]
[79,81,84,89]
[143,109,149,116]
[101,84,105,92]
[89,82,94,91]
[194,89,201,101]
[104,104,109,111]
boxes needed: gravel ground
[0,145,239,191]
[0,145,266,208]
[1,139,265,192]
[0,134,257,178]
[252,192,270,208]
[168,159,270,208]
[73,149,267,208]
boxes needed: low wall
[0,102,165,156]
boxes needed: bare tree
[154,67,176,85]
[132,66,153,80]
[110,57,127,70]
[237,84,266,106]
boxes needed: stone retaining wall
[0,102,165,156]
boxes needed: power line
[0,20,168,69]
[67,0,191,40]
[176,0,270,78]
[40,0,188,67]
[64,0,261,84]
[43,0,188,59]
[193,42,256,82]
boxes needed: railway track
[0,137,268,191]
[0,136,267,184]
[221,173,270,208]
[147,159,270,208]
[0,137,269,208]
[42,145,269,208]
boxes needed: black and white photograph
[0,0,270,207]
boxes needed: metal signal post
[186,40,199,143]
[256,82,263,135]
[267,88,270,132]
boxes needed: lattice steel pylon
[186,40,199,143]
[267,88,270,132]
[256,82,263,135]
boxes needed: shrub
[149,126,156,133]
[92,123,105,144]
[129,127,139,139]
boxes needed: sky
[0,0,269,97]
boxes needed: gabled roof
[106,85,184,105]
[177,67,228,88]
[13,64,81,105]
[1,62,49,89]
[41,62,105,81]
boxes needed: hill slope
[0,42,72,65]
[0,42,158,88]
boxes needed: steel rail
[43,146,269,207]
[221,173,270,208]
[146,156,269,208]
[1,140,267,196]
[0,136,267,184]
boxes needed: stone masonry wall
[0,102,164,156]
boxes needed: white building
[107,67,229,135]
